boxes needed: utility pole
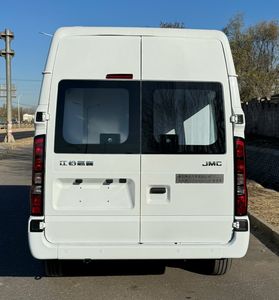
[0,29,15,143]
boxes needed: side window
[55,80,140,154]
[142,82,225,154]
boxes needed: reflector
[31,194,43,215]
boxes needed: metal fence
[242,100,279,138]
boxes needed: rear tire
[45,260,64,277]
[206,258,232,275]
[183,258,232,275]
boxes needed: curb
[249,212,279,250]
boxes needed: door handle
[150,187,166,194]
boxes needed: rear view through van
[29,27,249,276]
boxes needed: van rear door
[44,36,141,244]
[140,37,234,244]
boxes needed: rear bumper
[28,218,250,260]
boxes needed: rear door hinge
[233,220,248,231]
[30,220,45,232]
[36,112,50,122]
[39,221,46,230]
[230,114,244,124]
[233,221,240,229]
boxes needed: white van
[29,27,249,276]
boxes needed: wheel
[45,260,64,277]
[205,258,232,275]
[183,258,232,275]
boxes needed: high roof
[44,26,236,76]
[53,26,228,40]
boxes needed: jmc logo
[202,161,222,167]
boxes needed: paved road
[0,144,278,300]
[0,130,34,142]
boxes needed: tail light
[234,137,248,216]
[31,135,45,216]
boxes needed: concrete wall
[242,101,279,138]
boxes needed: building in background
[22,113,34,123]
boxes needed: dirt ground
[248,180,279,228]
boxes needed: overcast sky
[0,0,278,108]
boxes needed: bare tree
[223,14,279,101]
[160,22,185,29]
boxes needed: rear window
[142,82,225,154]
[55,80,140,153]
[63,88,129,144]
[54,80,225,154]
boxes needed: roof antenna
[39,32,53,37]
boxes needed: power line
[12,102,36,108]
[0,78,41,82]
[13,78,41,82]
[0,98,36,107]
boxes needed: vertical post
[0,29,15,143]
[17,95,21,128]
